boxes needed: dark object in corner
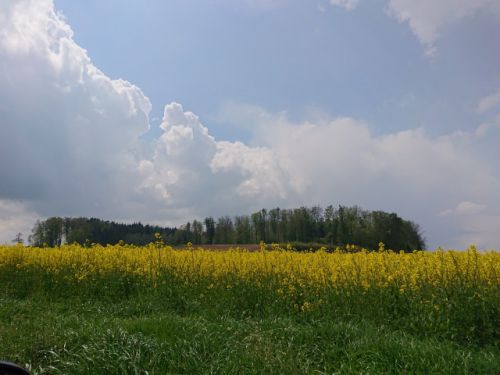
[0,362,30,375]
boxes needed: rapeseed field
[0,243,498,374]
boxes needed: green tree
[214,216,235,243]
[234,215,252,244]
[192,220,203,244]
[204,217,215,244]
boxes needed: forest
[29,205,425,251]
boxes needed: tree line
[29,205,426,251]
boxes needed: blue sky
[1,0,500,248]
[54,0,500,138]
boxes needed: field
[0,243,499,374]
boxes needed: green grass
[1,297,498,374]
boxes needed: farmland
[0,243,499,374]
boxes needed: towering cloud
[0,0,151,219]
[0,0,292,228]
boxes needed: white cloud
[211,141,289,199]
[329,0,359,11]
[440,201,486,217]
[138,103,293,221]
[0,0,291,238]
[478,89,500,113]
[219,104,500,248]
[0,0,151,223]
[328,0,500,55]
[385,0,500,55]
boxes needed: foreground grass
[1,297,498,375]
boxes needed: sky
[1,0,499,248]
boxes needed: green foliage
[29,218,176,247]
[30,205,425,250]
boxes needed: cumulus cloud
[0,0,151,221]
[138,102,217,209]
[137,103,293,222]
[0,0,291,237]
[219,104,500,248]
[211,141,289,199]
[142,100,500,248]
